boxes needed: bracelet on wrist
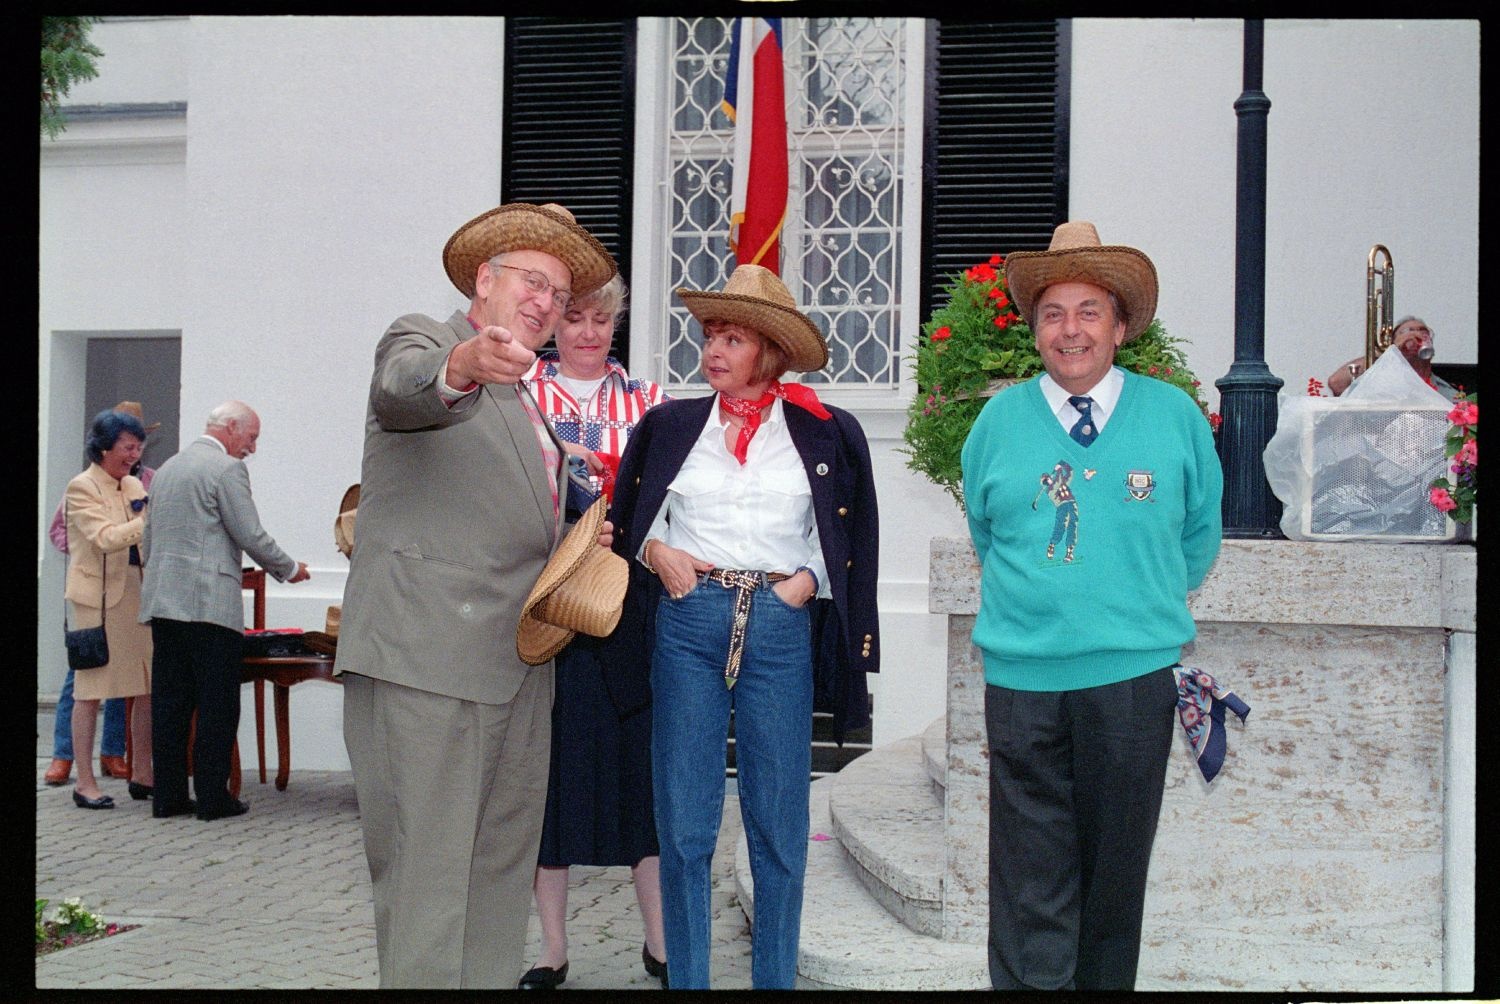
[641,538,659,575]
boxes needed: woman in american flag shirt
[519,274,672,990]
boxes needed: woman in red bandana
[606,264,881,989]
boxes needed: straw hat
[303,606,339,656]
[334,483,359,559]
[443,202,617,301]
[675,264,829,373]
[1004,221,1159,342]
[516,497,629,666]
[112,400,161,433]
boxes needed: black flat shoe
[642,945,668,988]
[517,962,568,989]
[72,790,115,810]
[128,781,153,800]
[196,798,249,821]
[153,799,197,819]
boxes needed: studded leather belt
[700,569,790,688]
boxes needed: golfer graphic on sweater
[1034,460,1079,561]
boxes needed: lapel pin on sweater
[1172,665,1250,782]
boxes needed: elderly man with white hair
[139,399,310,822]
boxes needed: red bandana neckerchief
[719,380,832,465]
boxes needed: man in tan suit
[336,203,616,988]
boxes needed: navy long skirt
[536,631,659,867]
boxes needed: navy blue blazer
[603,394,880,741]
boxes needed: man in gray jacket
[336,203,615,988]
[140,400,309,821]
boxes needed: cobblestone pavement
[34,711,753,990]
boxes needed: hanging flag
[722,17,788,274]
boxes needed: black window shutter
[920,20,1069,321]
[502,19,636,357]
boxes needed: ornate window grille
[662,17,908,390]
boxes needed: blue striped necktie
[1068,396,1097,446]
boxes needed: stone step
[735,772,988,990]
[920,715,945,792]
[827,735,945,937]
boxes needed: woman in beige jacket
[64,409,154,809]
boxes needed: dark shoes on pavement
[153,798,197,819]
[518,961,568,990]
[516,947,665,989]
[196,798,249,821]
[643,944,669,988]
[73,789,115,810]
[128,781,153,801]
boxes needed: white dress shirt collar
[1039,365,1124,434]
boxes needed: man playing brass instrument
[1327,316,1462,400]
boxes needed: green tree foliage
[41,16,103,140]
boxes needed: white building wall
[37,15,191,702]
[1070,18,1479,410]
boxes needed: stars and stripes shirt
[524,353,668,457]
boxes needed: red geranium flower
[932,326,952,341]
[1448,400,1478,427]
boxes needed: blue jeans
[52,669,127,759]
[651,576,813,990]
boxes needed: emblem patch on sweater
[1124,469,1157,502]
[1031,460,1080,563]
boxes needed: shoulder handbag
[63,499,110,670]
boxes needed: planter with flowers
[1429,393,1477,533]
[902,255,1218,510]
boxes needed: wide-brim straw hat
[675,264,830,373]
[1004,221,1159,342]
[334,483,359,559]
[517,497,629,666]
[112,400,161,433]
[443,202,617,301]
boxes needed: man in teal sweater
[961,222,1223,990]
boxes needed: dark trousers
[985,667,1177,991]
[150,618,244,810]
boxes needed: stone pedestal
[930,537,1475,990]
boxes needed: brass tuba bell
[1365,244,1395,369]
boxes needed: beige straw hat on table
[442,202,617,301]
[675,264,830,373]
[517,497,629,666]
[1003,221,1159,343]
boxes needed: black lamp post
[1215,18,1285,538]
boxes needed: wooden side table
[239,654,339,791]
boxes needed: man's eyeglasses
[492,263,572,310]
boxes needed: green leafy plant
[902,255,1217,511]
[36,895,134,955]
[1429,393,1477,523]
[41,16,104,140]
